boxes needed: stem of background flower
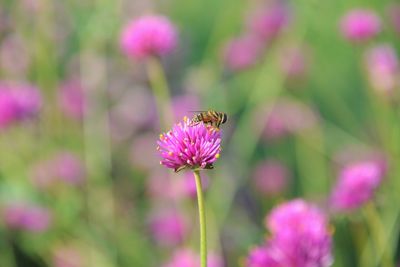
[194,170,207,267]
[146,56,174,130]
[362,202,394,267]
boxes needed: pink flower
[364,44,399,94]
[120,15,178,59]
[252,159,289,196]
[260,99,318,140]
[245,245,283,267]
[3,202,51,232]
[149,209,187,246]
[163,249,224,267]
[249,3,290,42]
[157,118,222,172]
[279,46,310,80]
[224,35,261,71]
[340,9,381,42]
[58,79,86,120]
[0,82,41,129]
[331,161,385,211]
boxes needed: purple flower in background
[3,202,51,232]
[279,46,310,80]
[0,82,41,129]
[163,249,224,267]
[260,99,318,140]
[364,44,399,94]
[149,209,187,246]
[157,118,222,172]
[252,159,290,196]
[58,79,86,120]
[266,199,333,267]
[120,15,178,59]
[31,152,85,189]
[387,4,400,34]
[331,161,385,211]
[249,2,290,42]
[340,9,381,42]
[224,35,261,71]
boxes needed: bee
[189,110,228,129]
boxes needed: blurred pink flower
[149,209,187,246]
[260,99,318,140]
[264,199,332,267]
[331,161,385,211]
[3,202,51,232]
[340,9,381,42]
[364,44,399,94]
[163,249,224,267]
[279,46,310,80]
[224,35,261,71]
[387,4,400,34]
[252,159,289,196]
[58,79,86,120]
[31,152,85,189]
[171,94,201,121]
[53,246,83,267]
[249,2,290,42]
[120,15,178,59]
[157,118,222,172]
[245,244,282,267]
[0,82,41,129]
[178,171,209,198]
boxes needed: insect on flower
[189,110,228,129]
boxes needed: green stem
[362,202,394,267]
[194,170,207,267]
[146,56,174,130]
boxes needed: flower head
[364,44,399,94]
[157,118,222,172]
[224,35,261,71]
[149,209,187,246]
[120,15,178,59]
[246,199,333,267]
[340,9,381,42]
[252,159,290,196]
[331,161,385,211]
[3,202,51,232]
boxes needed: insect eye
[222,113,227,123]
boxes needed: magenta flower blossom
[3,202,51,232]
[331,161,385,211]
[224,35,261,71]
[120,15,178,59]
[252,159,290,196]
[340,9,381,42]
[0,82,41,129]
[246,200,333,267]
[149,209,187,246]
[31,152,85,189]
[259,99,318,140]
[163,249,224,267]
[58,79,86,120]
[249,3,290,42]
[157,118,222,172]
[364,44,399,94]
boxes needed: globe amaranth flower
[246,199,333,267]
[120,15,178,59]
[364,44,399,94]
[3,202,51,232]
[330,160,385,211]
[0,82,41,129]
[157,117,222,172]
[149,209,187,247]
[340,9,381,42]
[224,35,261,71]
